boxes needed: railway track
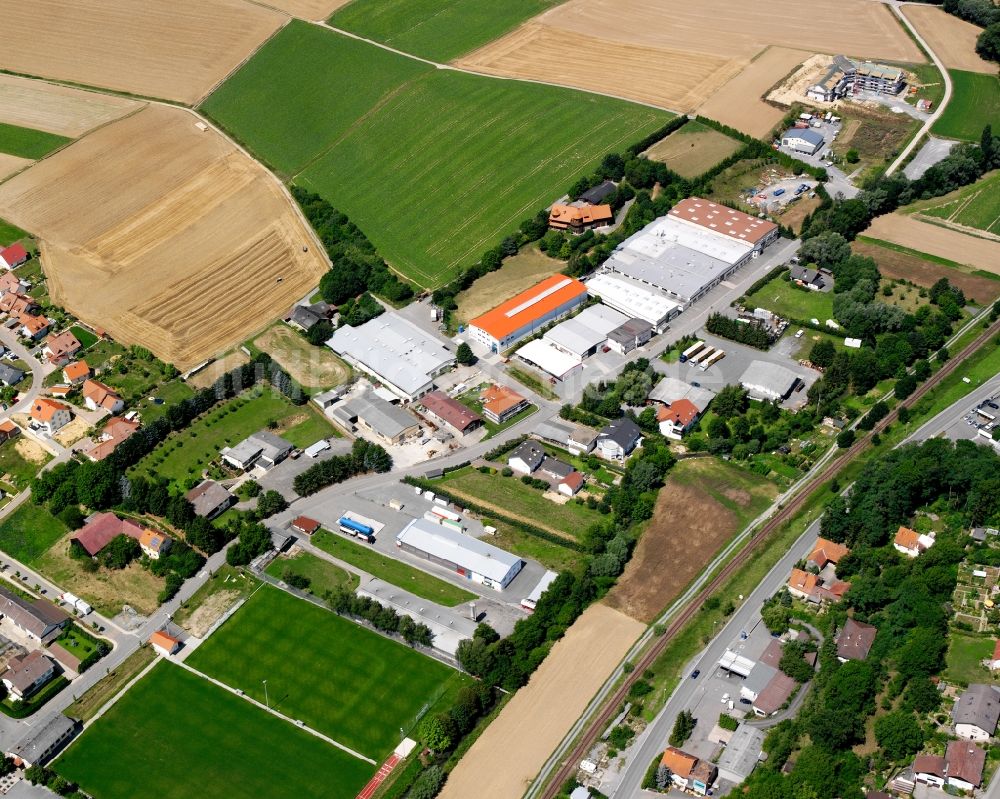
[538,316,1000,799]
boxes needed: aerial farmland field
[912,171,1000,237]
[329,0,563,61]
[203,21,667,288]
[0,122,69,160]
[57,661,373,799]
[902,5,996,74]
[186,586,470,760]
[932,70,1000,142]
[0,75,143,138]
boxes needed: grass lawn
[483,517,583,573]
[453,245,564,325]
[172,565,259,633]
[0,440,49,490]
[279,404,339,449]
[79,338,126,372]
[945,631,998,687]
[933,70,1000,142]
[312,530,475,606]
[69,325,99,350]
[507,366,557,400]
[187,586,470,759]
[54,624,103,662]
[913,170,1000,236]
[329,0,561,62]
[57,660,374,799]
[135,380,196,423]
[0,503,67,564]
[0,122,70,159]
[440,466,598,538]
[744,274,834,322]
[0,218,28,246]
[203,21,668,288]
[265,550,359,596]
[253,324,351,389]
[906,61,946,109]
[64,644,157,722]
[643,121,742,179]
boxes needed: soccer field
[932,70,1000,142]
[187,586,468,759]
[202,21,668,288]
[57,661,373,799]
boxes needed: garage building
[739,360,801,401]
[781,128,825,155]
[396,518,523,590]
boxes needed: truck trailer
[679,341,706,363]
[338,516,376,543]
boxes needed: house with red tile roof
[558,471,585,497]
[29,398,71,433]
[149,630,181,656]
[660,746,717,795]
[0,419,18,443]
[656,398,701,439]
[946,740,986,792]
[419,390,482,435]
[62,360,90,385]
[43,330,82,366]
[0,292,35,315]
[0,244,28,269]
[836,618,877,662]
[19,312,50,340]
[291,516,321,536]
[139,529,172,560]
[807,537,850,570]
[71,512,143,557]
[84,416,139,462]
[548,203,614,233]
[480,384,528,424]
[0,272,27,295]
[82,379,123,414]
[894,525,935,558]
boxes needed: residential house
[221,430,293,471]
[84,415,139,462]
[1,650,55,701]
[185,480,235,520]
[913,754,946,788]
[139,529,172,560]
[806,537,850,570]
[7,714,79,768]
[559,471,584,497]
[82,379,124,414]
[946,740,986,793]
[787,567,850,604]
[0,292,35,316]
[753,671,798,717]
[291,516,321,536]
[596,418,642,462]
[953,684,1000,741]
[149,630,181,656]
[420,390,482,435]
[480,384,528,425]
[19,312,50,340]
[0,363,23,386]
[71,512,144,557]
[288,304,322,332]
[0,244,28,270]
[62,360,90,385]
[532,418,596,454]
[42,330,82,366]
[508,441,545,474]
[656,398,701,439]
[548,203,614,233]
[836,618,877,662]
[893,525,935,558]
[789,265,827,291]
[786,568,818,602]
[29,398,71,433]
[48,385,71,399]
[567,426,597,455]
[0,587,69,644]
[660,746,716,796]
[0,420,19,443]
[538,456,573,483]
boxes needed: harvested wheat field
[0,106,327,370]
[0,75,143,137]
[253,325,350,389]
[457,0,921,114]
[644,121,742,178]
[455,245,564,323]
[0,0,284,105]
[259,0,351,18]
[0,154,31,182]
[902,5,996,74]
[699,47,813,137]
[866,214,1000,275]
[188,351,252,390]
[441,603,645,799]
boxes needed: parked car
[690,669,701,679]
[773,188,786,197]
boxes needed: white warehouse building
[543,304,629,360]
[584,272,681,333]
[396,518,523,590]
[739,360,802,401]
[781,128,825,155]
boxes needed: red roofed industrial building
[467,275,588,354]
[419,390,482,434]
[668,198,779,251]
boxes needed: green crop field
[202,21,668,288]
[917,171,1000,235]
[329,0,561,62]
[932,70,1000,142]
[744,274,834,322]
[0,218,28,246]
[0,122,69,160]
[187,586,469,759]
[0,503,66,564]
[57,661,373,799]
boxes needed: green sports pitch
[201,20,668,289]
[186,585,469,759]
[329,0,562,62]
[57,661,373,799]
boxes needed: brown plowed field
[0,106,327,370]
[456,0,922,115]
[0,0,284,105]
[866,214,1000,276]
[0,154,32,182]
[698,47,813,137]
[440,603,645,799]
[0,75,142,137]
[902,5,996,74]
[854,240,1000,304]
[259,0,351,18]
[645,124,743,178]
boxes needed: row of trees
[328,587,433,646]
[705,312,775,350]
[292,437,391,495]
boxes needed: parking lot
[939,392,1000,447]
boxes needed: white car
[795,329,804,338]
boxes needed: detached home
[29,398,71,433]
[659,746,717,796]
[953,684,1000,741]
[596,418,642,462]
[82,379,124,414]
[149,630,181,657]
[43,330,82,366]
[221,430,293,471]
[185,480,235,520]
[480,384,528,425]
[893,525,935,558]
[0,244,28,269]
[835,618,877,662]
[0,363,24,387]
[1,650,55,701]
[657,398,701,439]
[62,361,90,385]
[508,440,545,474]
[946,740,986,792]
[19,313,50,340]
[139,529,172,560]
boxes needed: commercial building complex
[807,55,906,103]
[395,518,522,590]
[327,312,455,402]
[467,275,588,354]
[543,304,629,360]
[584,272,680,333]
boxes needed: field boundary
[173,658,377,764]
[912,212,1000,243]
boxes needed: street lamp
[263,679,269,710]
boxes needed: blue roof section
[783,128,825,146]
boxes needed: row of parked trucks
[679,340,725,369]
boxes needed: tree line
[705,312,775,350]
[292,437,392,495]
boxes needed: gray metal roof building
[648,376,717,411]
[544,304,629,359]
[396,518,523,589]
[739,360,802,401]
[716,724,765,784]
[335,393,419,444]
[954,684,1000,737]
[607,240,735,305]
[9,713,79,767]
[327,312,454,402]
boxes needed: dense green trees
[874,710,925,761]
[706,312,773,349]
[455,342,475,366]
[669,710,695,746]
[293,438,392,495]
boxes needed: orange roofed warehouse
[467,275,588,354]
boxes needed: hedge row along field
[201,20,668,289]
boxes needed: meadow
[744,273,835,322]
[917,171,1000,236]
[202,21,668,288]
[0,122,69,159]
[329,0,562,62]
[0,503,67,564]
[57,661,373,799]
[186,586,469,759]
[932,70,1000,142]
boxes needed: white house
[508,440,544,474]
[953,684,1000,741]
[559,471,584,497]
[1,650,55,701]
[893,525,935,558]
[913,754,946,788]
[82,380,124,414]
[596,418,642,462]
[29,398,72,433]
[149,630,181,656]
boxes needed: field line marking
[172,659,377,765]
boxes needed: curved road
[0,327,45,415]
